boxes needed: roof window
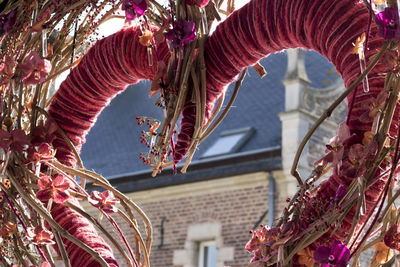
[201,127,255,158]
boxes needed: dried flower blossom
[0,9,16,35]
[0,55,16,85]
[376,7,400,40]
[36,175,71,203]
[18,51,51,86]
[0,129,30,151]
[30,121,58,146]
[185,0,210,8]
[245,226,282,262]
[352,33,366,59]
[26,226,55,245]
[297,247,315,266]
[375,242,393,264]
[384,223,400,250]
[26,143,56,163]
[245,227,268,262]
[315,123,351,167]
[88,190,120,213]
[313,240,350,267]
[340,141,377,179]
[360,90,388,123]
[122,0,147,20]
[0,221,17,238]
[166,20,196,49]
[381,49,400,73]
[139,29,153,46]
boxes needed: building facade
[81,49,346,266]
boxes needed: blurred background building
[81,49,346,267]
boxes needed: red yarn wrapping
[47,28,169,266]
[46,0,399,265]
[198,0,397,247]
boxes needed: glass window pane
[201,133,245,157]
[205,245,217,267]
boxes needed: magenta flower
[376,7,400,40]
[166,20,196,49]
[314,240,350,267]
[88,190,120,213]
[0,9,16,35]
[26,226,55,245]
[18,51,51,86]
[122,0,147,20]
[185,0,210,7]
[0,129,30,151]
[36,175,71,203]
[0,55,16,85]
[333,184,346,205]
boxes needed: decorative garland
[1,0,400,266]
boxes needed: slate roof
[80,50,336,179]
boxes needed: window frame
[200,127,255,158]
[198,240,217,267]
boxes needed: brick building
[81,49,346,267]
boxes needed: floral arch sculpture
[0,0,399,266]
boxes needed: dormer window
[201,127,255,158]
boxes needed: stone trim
[173,222,234,267]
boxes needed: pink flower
[26,226,55,245]
[18,51,51,86]
[26,143,56,163]
[0,129,30,151]
[360,90,388,123]
[245,226,281,262]
[88,190,120,213]
[0,55,16,85]
[36,175,71,203]
[31,121,58,146]
[315,123,351,167]
[340,141,378,178]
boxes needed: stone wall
[84,171,287,267]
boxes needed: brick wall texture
[86,178,276,267]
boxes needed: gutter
[87,146,282,193]
[268,171,276,227]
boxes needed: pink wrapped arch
[47,0,398,265]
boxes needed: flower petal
[38,175,52,189]
[53,190,70,203]
[330,240,350,264]
[313,246,330,263]
[36,190,51,202]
